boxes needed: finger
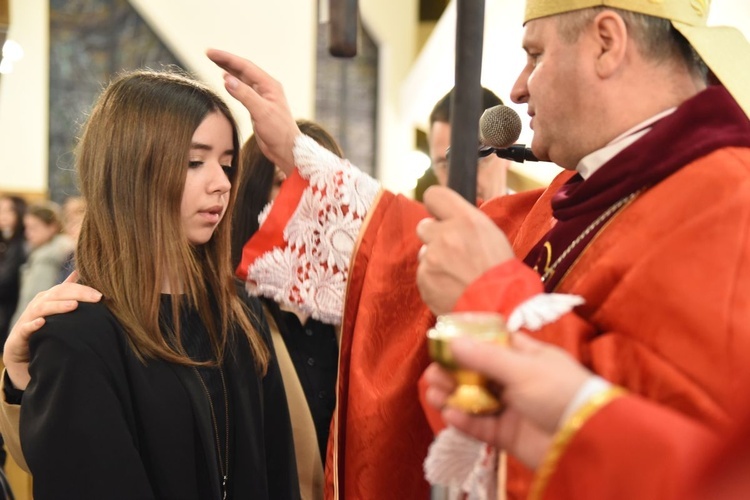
[16,317,46,340]
[424,386,450,409]
[208,50,275,103]
[423,363,457,391]
[63,270,79,283]
[206,49,273,88]
[27,300,80,319]
[16,317,46,342]
[415,217,436,243]
[222,73,267,116]
[206,50,268,112]
[509,331,545,354]
[42,283,103,303]
[449,337,529,386]
[441,407,500,444]
[422,185,477,221]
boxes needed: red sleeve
[453,258,543,319]
[538,395,715,500]
[235,169,309,281]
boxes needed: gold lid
[429,312,506,339]
[522,0,750,118]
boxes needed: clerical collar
[576,107,677,180]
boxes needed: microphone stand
[447,0,485,203]
[493,144,539,163]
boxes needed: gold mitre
[523,0,750,118]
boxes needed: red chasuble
[459,85,750,498]
[539,374,750,500]
[239,86,750,499]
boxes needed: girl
[19,69,298,499]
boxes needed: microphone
[479,105,539,162]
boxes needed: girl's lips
[199,211,221,224]
[198,206,224,224]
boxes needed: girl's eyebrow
[190,142,235,156]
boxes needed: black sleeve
[21,311,155,500]
[2,371,23,405]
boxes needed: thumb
[422,185,476,221]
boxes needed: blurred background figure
[232,119,342,500]
[0,193,27,477]
[0,195,27,347]
[428,87,511,203]
[10,202,73,327]
[57,196,86,282]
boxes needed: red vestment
[537,384,750,500]
[238,86,750,499]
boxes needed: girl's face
[0,198,17,233]
[180,111,234,245]
[24,214,58,249]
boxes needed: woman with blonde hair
[9,201,73,328]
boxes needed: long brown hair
[75,68,268,370]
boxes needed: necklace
[540,189,642,284]
[193,366,230,500]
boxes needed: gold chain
[193,366,230,500]
[541,189,642,283]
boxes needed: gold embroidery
[540,190,642,284]
[541,241,554,280]
[529,386,628,500]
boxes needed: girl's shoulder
[29,302,127,359]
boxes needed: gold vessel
[427,312,508,414]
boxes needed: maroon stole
[524,86,750,291]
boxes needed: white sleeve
[246,135,381,325]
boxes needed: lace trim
[247,134,381,325]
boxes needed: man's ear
[591,10,629,78]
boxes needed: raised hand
[206,49,301,175]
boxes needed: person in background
[9,202,73,328]
[57,196,86,282]
[428,87,511,203]
[0,196,27,344]
[0,194,27,477]
[15,68,299,499]
[232,119,341,500]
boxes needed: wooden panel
[0,0,8,27]
[0,189,48,202]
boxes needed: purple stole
[524,86,750,291]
